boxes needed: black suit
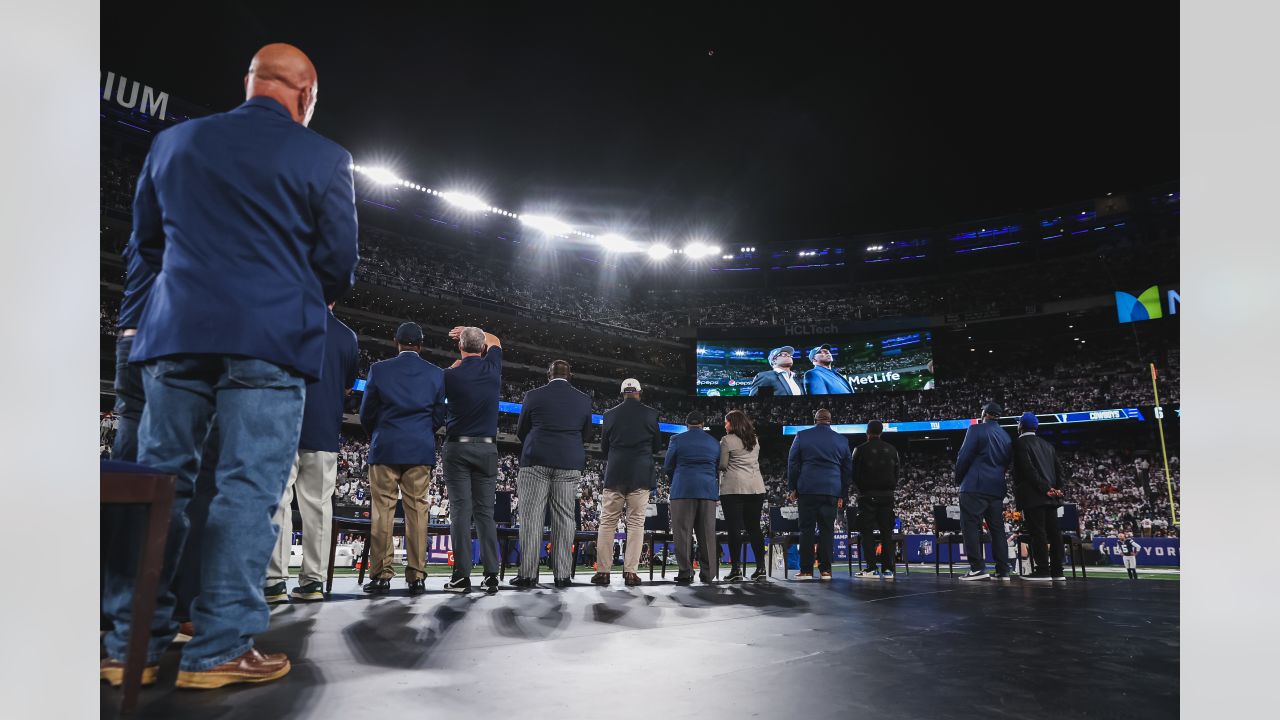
[748,369,805,396]
[597,398,661,575]
[601,399,662,493]
[852,437,900,572]
[516,379,594,470]
[1012,433,1066,576]
[514,379,594,580]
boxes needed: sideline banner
[1092,537,1180,566]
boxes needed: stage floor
[102,571,1179,719]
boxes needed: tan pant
[596,488,649,574]
[369,464,432,582]
[266,450,337,585]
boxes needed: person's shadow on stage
[489,591,569,640]
[341,595,471,669]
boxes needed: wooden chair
[100,461,175,715]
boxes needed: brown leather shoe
[589,572,610,586]
[100,657,158,687]
[175,648,290,689]
[623,572,642,587]
[174,621,195,643]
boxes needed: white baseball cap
[621,378,642,393]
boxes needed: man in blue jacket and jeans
[787,408,853,580]
[665,411,723,585]
[955,402,1014,580]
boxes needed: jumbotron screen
[695,330,934,397]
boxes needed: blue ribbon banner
[782,407,1148,435]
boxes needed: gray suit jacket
[718,434,766,495]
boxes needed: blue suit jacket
[516,379,594,471]
[359,352,447,466]
[803,365,853,395]
[127,96,359,381]
[116,241,156,330]
[787,424,853,498]
[748,369,805,396]
[955,419,1012,497]
[298,312,360,453]
[663,427,721,500]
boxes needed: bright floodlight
[521,215,572,236]
[361,167,401,185]
[684,242,716,259]
[647,243,673,260]
[441,192,489,212]
[598,233,642,253]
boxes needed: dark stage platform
[102,573,1178,719]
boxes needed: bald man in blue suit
[102,44,358,690]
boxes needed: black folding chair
[495,490,518,580]
[643,502,671,580]
[933,504,965,576]
[1058,503,1087,580]
[768,507,801,579]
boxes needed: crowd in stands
[100,150,1178,344]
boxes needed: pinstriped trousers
[516,466,581,580]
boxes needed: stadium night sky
[103,5,1177,245]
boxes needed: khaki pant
[266,450,337,586]
[596,488,649,574]
[369,463,432,582]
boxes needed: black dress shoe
[362,577,391,595]
[553,578,572,589]
[674,574,694,585]
[509,576,538,589]
[407,579,426,596]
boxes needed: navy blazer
[298,311,359,453]
[787,424,853,499]
[803,366,853,395]
[955,419,1012,497]
[516,379,594,471]
[127,96,359,381]
[748,369,805,396]
[116,241,156,330]
[663,428,721,501]
[601,399,662,493]
[360,352,447,466]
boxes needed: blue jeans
[111,335,145,461]
[100,355,304,671]
[959,492,1010,575]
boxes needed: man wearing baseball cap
[359,321,446,596]
[954,402,1014,580]
[802,344,853,395]
[1011,412,1068,580]
[592,378,662,586]
[748,346,805,396]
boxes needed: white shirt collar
[1018,431,1036,438]
[398,350,418,355]
[550,378,568,383]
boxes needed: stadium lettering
[850,372,901,385]
[1089,410,1122,420]
[785,323,839,336]
[101,71,169,121]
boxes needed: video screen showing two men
[695,330,934,397]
